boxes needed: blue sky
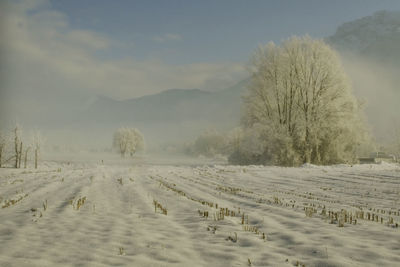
[2,0,400,100]
[50,0,400,64]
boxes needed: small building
[359,152,397,164]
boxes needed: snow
[1,158,399,266]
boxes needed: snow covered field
[1,158,400,267]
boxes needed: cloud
[0,0,246,105]
[152,33,183,43]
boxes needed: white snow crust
[1,159,399,266]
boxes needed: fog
[1,1,399,160]
[0,0,245,154]
[2,51,399,158]
[340,52,400,144]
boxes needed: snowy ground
[1,156,400,267]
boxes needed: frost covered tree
[113,127,144,157]
[23,144,31,169]
[0,131,6,168]
[33,131,43,169]
[241,36,367,165]
[13,124,22,168]
[227,127,244,154]
[389,124,400,160]
[396,128,400,159]
[190,130,227,157]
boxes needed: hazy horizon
[1,0,400,151]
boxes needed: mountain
[58,81,248,147]
[83,85,246,125]
[327,10,400,142]
[327,10,400,67]
[5,75,248,149]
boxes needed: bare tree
[391,124,400,160]
[24,145,31,169]
[13,125,21,168]
[243,36,367,165]
[33,131,43,169]
[0,131,6,168]
[18,141,23,168]
[397,129,400,159]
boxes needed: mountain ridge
[327,10,400,67]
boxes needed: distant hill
[82,82,247,126]
[327,10,400,67]
[327,10,400,142]
[53,80,248,147]
[8,75,248,149]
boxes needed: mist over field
[1,2,399,155]
[1,1,400,267]
[1,2,400,157]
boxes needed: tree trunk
[303,125,311,164]
[24,148,30,169]
[18,142,23,168]
[0,147,2,168]
[14,128,19,168]
[306,149,312,164]
[35,149,38,169]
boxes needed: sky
[50,0,400,64]
[1,0,400,101]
